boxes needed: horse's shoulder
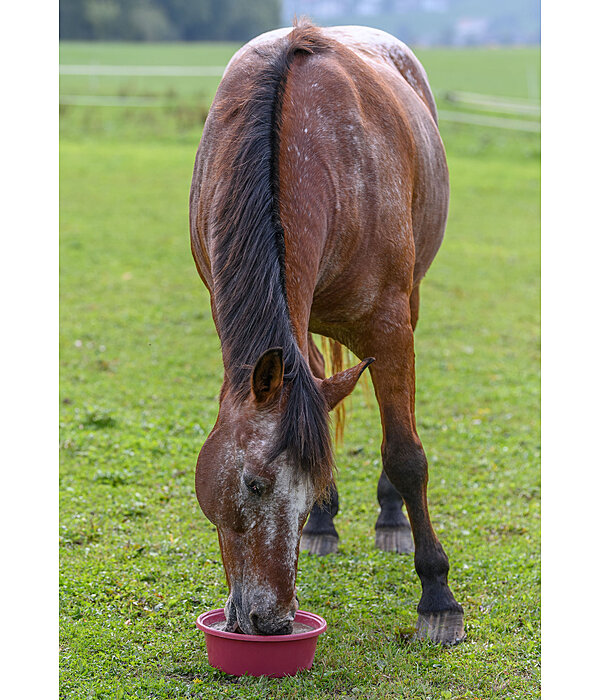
[223,25,437,122]
[323,26,438,122]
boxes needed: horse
[189,20,464,644]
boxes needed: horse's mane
[209,20,334,494]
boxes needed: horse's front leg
[354,297,465,644]
[372,280,418,554]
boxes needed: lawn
[59,40,540,699]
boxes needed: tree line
[60,0,282,41]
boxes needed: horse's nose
[249,609,293,635]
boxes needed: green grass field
[59,40,540,699]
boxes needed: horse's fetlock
[415,545,449,581]
[382,439,428,493]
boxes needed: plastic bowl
[196,608,327,677]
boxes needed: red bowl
[196,608,327,677]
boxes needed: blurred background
[59,0,541,144]
[60,0,540,45]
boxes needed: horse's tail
[331,340,347,447]
[321,338,347,446]
[322,338,374,447]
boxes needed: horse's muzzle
[248,608,294,635]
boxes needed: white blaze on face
[236,414,315,622]
[244,447,313,561]
[241,465,312,632]
[274,463,312,569]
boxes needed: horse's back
[319,26,438,123]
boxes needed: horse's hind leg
[300,485,340,555]
[375,470,414,553]
[354,296,464,644]
[300,334,340,555]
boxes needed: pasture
[59,40,540,698]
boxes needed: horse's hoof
[300,533,338,555]
[414,610,466,646]
[375,526,414,554]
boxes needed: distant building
[281,0,540,45]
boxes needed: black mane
[209,23,333,491]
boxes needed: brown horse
[190,21,464,644]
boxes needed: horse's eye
[243,474,264,496]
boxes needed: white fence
[59,65,540,132]
[59,64,227,76]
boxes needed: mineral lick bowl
[196,608,327,677]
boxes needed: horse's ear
[251,348,284,404]
[320,357,375,411]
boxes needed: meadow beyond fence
[59,41,540,699]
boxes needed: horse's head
[195,347,371,634]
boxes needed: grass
[59,40,540,698]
